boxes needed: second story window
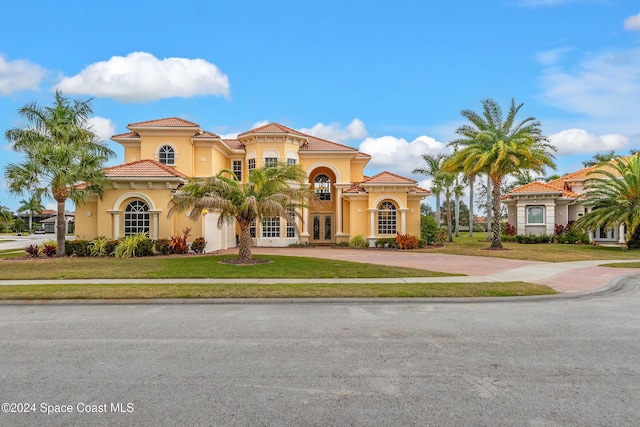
[314,174,331,201]
[264,157,278,168]
[158,145,175,165]
[248,158,256,172]
[232,160,242,181]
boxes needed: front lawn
[0,254,459,280]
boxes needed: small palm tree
[444,98,556,249]
[413,153,447,225]
[0,203,13,232]
[573,153,640,245]
[18,194,45,232]
[4,91,115,256]
[169,163,311,263]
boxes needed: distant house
[75,118,429,251]
[40,212,75,234]
[502,162,626,244]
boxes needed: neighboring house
[40,212,75,234]
[75,118,429,251]
[502,162,626,244]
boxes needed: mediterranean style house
[75,118,428,251]
[502,162,626,244]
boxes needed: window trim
[526,206,545,225]
[232,160,242,181]
[124,200,150,237]
[158,145,176,165]
[261,216,280,238]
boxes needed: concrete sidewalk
[0,247,637,294]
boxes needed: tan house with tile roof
[502,162,626,244]
[75,118,429,251]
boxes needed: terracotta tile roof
[112,131,140,139]
[103,160,187,178]
[192,130,221,138]
[239,122,366,154]
[221,139,245,150]
[364,171,417,184]
[504,181,580,199]
[343,171,429,194]
[128,117,200,128]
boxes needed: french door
[311,214,333,243]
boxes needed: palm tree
[0,203,13,232]
[453,174,465,238]
[444,98,556,249]
[573,153,640,245]
[18,194,44,232]
[4,91,115,256]
[413,153,447,225]
[169,163,311,263]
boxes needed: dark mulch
[218,257,273,266]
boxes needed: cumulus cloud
[539,47,640,120]
[359,135,449,176]
[56,52,230,102]
[549,128,630,155]
[87,116,117,142]
[299,119,368,142]
[624,13,640,30]
[0,55,46,95]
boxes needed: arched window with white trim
[124,200,150,236]
[158,145,175,165]
[377,201,397,235]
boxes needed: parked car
[34,226,45,234]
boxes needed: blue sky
[1,0,638,212]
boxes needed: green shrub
[154,238,171,255]
[114,233,153,258]
[628,225,640,249]
[515,234,554,244]
[65,240,91,257]
[420,215,439,245]
[333,241,349,247]
[375,237,397,248]
[90,236,109,257]
[349,235,369,248]
[190,237,206,254]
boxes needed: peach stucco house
[502,162,627,244]
[75,118,428,251]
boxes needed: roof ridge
[128,117,200,128]
[103,159,187,178]
[240,122,361,152]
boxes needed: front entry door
[311,214,334,243]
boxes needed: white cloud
[0,55,46,95]
[624,13,640,30]
[56,52,230,102]
[539,47,640,120]
[299,119,368,142]
[87,116,117,142]
[535,47,573,66]
[549,128,630,155]
[359,135,449,176]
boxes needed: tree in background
[0,203,13,233]
[4,91,115,256]
[413,153,447,226]
[18,194,45,232]
[444,98,556,249]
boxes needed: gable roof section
[239,122,369,155]
[504,181,580,199]
[103,160,187,179]
[127,117,200,128]
[344,171,429,194]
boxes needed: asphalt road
[1,276,639,426]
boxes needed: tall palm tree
[413,153,447,225]
[4,91,115,256]
[444,98,556,249]
[453,174,465,238]
[573,153,640,245]
[18,194,44,232]
[169,163,311,263]
[0,203,13,232]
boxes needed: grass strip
[598,262,640,268]
[0,282,555,299]
[0,255,458,280]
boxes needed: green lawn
[0,282,556,299]
[0,254,459,280]
[421,233,640,262]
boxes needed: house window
[264,157,278,168]
[124,200,149,236]
[527,206,545,224]
[262,217,280,238]
[287,158,297,166]
[378,201,397,235]
[248,158,256,172]
[158,145,175,165]
[249,220,256,238]
[232,160,242,181]
[286,211,296,238]
[314,174,331,201]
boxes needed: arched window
[314,174,331,201]
[124,200,150,236]
[158,145,175,165]
[378,201,397,235]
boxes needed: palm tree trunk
[486,176,492,241]
[28,212,33,233]
[454,192,460,238]
[56,199,66,257]
[468,174,474,237]
[490,177,503,249]
[446,195,453,242]
[238,225,253,261]
[435,193,441,227]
